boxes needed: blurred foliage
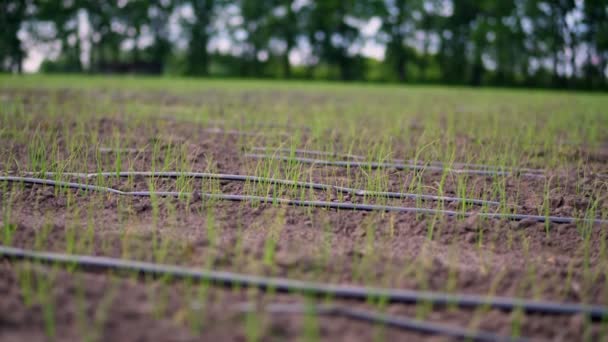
[2,0,607,90]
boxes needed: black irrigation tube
[24,171,500,206]
[98,147,147,153]
[238,303,525,342]
[245,154,546,179]
[206,119,311,131]
[0,177,125,195]
[252,146,545,175]
[1,176,606,226]
[202,128,290,137]
[0,245,607,321]
[252,147,370,162]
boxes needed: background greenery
[2,0,608,90]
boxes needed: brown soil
[0,88,607,341]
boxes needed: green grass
[0,74,607,340]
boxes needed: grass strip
[237,302,527,342]
[0,245,606,320]
[245,154,546,178]
[251,147,545,174]
[1,176,605,225]
[23,171,500,206]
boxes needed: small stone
[463,214,479,231]
[537,222,549,231]
[276,254,298,268]
[570,314,585,335]
[414,220,427,234]
[354,227,367,238]
[191,190,202,202]
[465,232,477,243]
[550,196,564,208]
[517,218,537,228]
[571,281,582,295]
[574,199,588,210]
[134,202,151,213]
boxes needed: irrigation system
[23,171,500,206]
[237,302,527,342]
[202,127,290,137]
[1,176,606,225]
[245,154,547,178]
[98,147,147,153]
[0,245,606,321]
[251,147,545,174]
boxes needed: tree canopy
[2,0,606,90]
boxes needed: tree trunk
[283,1,295,79]
[339,53,350,81]
[420,32,429,82]
[188,24,209,75]
[282,48,291,79]
[552,49,560,87]
[600,57,607,88]
[569,42,576,86]
[16,50,23,74]
[471,59,483,86]
[188,1,213,76]
[397,55,406,82]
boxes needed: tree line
[2,0,607,90]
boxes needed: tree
[306,0,377,80]
[582,0,608,88]
[1,0,29,72]
[185,0,220,76]
[146,1,175,72]
[416,1,441,82]
[238,0,274,76]
[471,1,522,86]
[525,0,576,87]
[488,1,526,85]
[437,0,482,84]
[380,0,412,82]
[4,0,605,89]
[267,0,299,78]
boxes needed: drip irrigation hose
[202,128,289,137]
[237,302,526,342]
[98,147,146,153]
[206,119,311,131]
[252,147,545,174]
[1,176,606,225]
[252,147,370,161]
[0,245,606,321]
[23,171,500,206]
[0,176,125,194]
[245,154,546,179]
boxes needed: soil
[0,88,607,341]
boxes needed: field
[1,74,607,341]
